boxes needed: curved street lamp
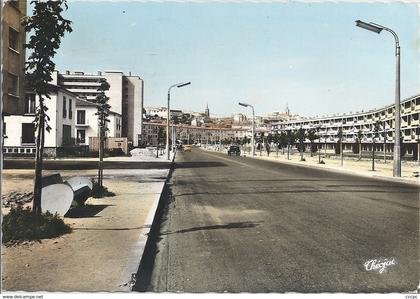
[238,102,255,156]
[166,82,191,160]
[355,20,401,177]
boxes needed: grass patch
[91,181,116,198]
[2,206,72,245]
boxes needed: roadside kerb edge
[118,150,176,291]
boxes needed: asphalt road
[135,148,419,293]
[3,159,172,170]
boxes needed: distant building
[205,104,210,117]
[58,70,143,146]
[2,0,27,115]
[144,107,183,121]
[233,113,247,124]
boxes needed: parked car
[183,144,192,152]
[227,145,240,156]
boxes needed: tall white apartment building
[57,70,144,146]
[271,94,420,156]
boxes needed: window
[69,98,73,119]
[21,123,35,144]
[7,73,18,96]
[25,94,36,114]
[63,96,67,118]
[77,110,86,124]
[3,122,6,137]
[8,27,18,51]
[76,130,86,144]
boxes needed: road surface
[135,148,418,293]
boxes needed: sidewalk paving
[1,154,174,292]
[203,146,419,186]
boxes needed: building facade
[4,85,77,156]
[57,70,143,146]
[271,94,420,155]
[75,98,122,146]
[143,121,249,147]
[2,0,27,115]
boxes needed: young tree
[372,121,380,171]
[94,79,111,187]
[307,128,318,157]
[24,0,72,215]
[259,132,265,156]
[296,127,306,161]
[157,127,165,158]
[356,129,363,160]
[273,132,280,157]
[279,132,287,155]
[286,130,295,160]
[335,127,343,155]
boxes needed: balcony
[76,120,89,127]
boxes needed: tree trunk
[359,143,362,161]
[372,141,375,171]
[98,126,104,187]
[33,97,45,215]
[300,144,303,161]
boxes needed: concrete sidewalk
[203,146,419,186]
[1,155,174,292]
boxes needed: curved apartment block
[271,94,420,156]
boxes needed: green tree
[286,130,295,160]
[94,79,111,188]
[172,115,180,125]
[353,130,363,160]
[259,132,265,156]
[279,132,287,154]
[335,127,343,155]
[157,127,165,157]
[273,132,280,157]
[24,0,72,215]
[267,133,273,145]
[372,121,380,170]
[307,128,318,156]
[296,127,306,161]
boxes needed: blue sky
[52,1,419,117]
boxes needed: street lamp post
[167,82,191,160]
[355,20,401,177]
[239,102,255,156]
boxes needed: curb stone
[118,151,176,291]
[202,147,419,188]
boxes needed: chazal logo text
[364,257,397,274]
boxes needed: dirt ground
[1,168,167,292]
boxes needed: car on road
[227,145,240,156]
[183,144,192,152]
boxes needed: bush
[106,148,125,157]
[2,206,71,244]
[91,180,116,198]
